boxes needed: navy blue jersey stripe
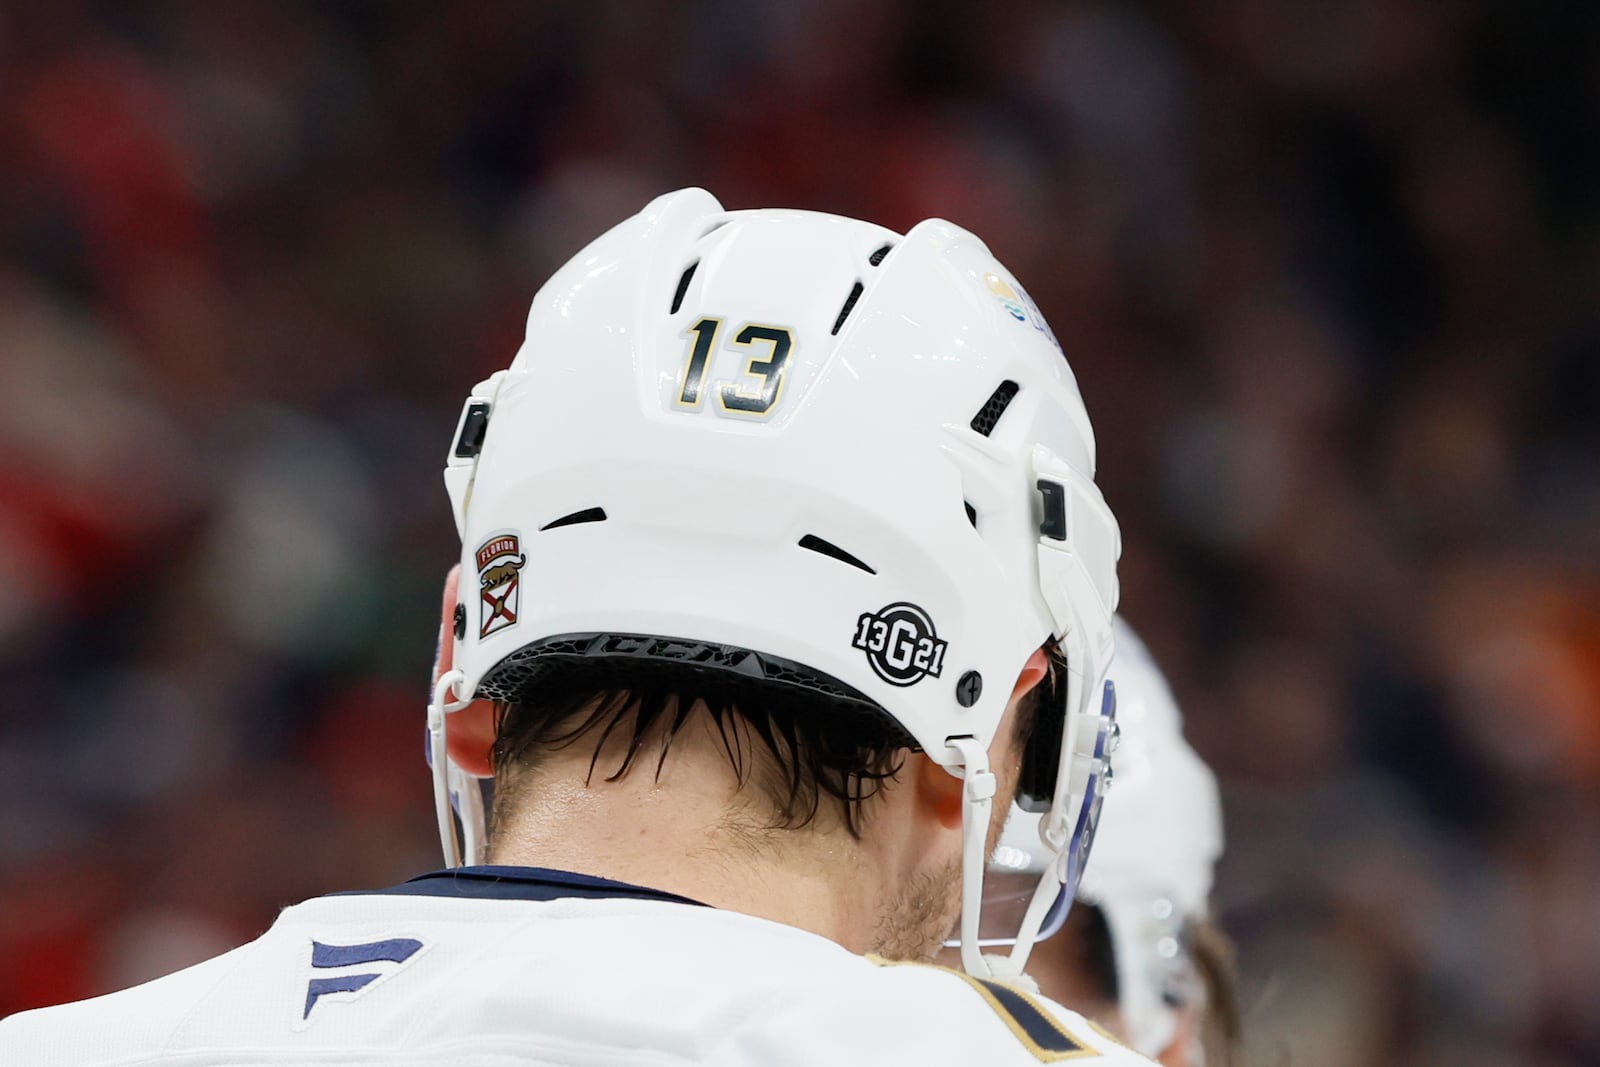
[976,979,1089,1059]
[335,866,709,907]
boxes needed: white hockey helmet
[992,617,1224,1056]
[430,188,1121,978]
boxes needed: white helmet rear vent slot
[797,534,876,575]
[969,380,1020,437]
[964,501,979,529]
[831,281,865,336]
[669,260,699,315]
[540,507,608,531]
[868,243,894,266]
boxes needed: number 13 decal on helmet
[675,315,794,418]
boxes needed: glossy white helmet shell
[437,188,1121,977]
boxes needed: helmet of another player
[990,617,1224,1057]
[432,188,1122,979]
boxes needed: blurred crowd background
[1,2,1597,1064]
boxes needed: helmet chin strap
[999,856,1070,977]
[1004,626,1089,979]
[427,669,482,868]
[945,735,997,979]
[451,760,487,865]
[947,620,1098,983]
[942,737,1067,985]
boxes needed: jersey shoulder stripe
[864,955,1154,1064]
[963,977,1099,1061]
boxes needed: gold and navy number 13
[676,316,793,417]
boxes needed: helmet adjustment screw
[956,671,983,707]
[453,603,467,641]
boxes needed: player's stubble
[870,857,963,962]
[870,774,1014,962]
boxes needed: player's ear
[914,751,965,830]
[1012,646,1051,704]
[437,564,497,777]
[916,647,1053,830]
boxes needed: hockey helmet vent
[831,281,865,336]
[669,261,699,314]
[540,507,608,531]
[797,534,876,575]
[969,380,1021,437]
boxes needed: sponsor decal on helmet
[986,273,1030,323]
[852,602,948,687]
[985,272,1061,351]
[475,532,525,639]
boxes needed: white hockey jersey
[0,866,1156,1066]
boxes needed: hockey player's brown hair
[487,654,1059,841]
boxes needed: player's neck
[482,736,911,955]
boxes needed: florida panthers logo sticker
[475,532,525,639]
[853,603,948,686]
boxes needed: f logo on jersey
[300,938,424,1023]
[853,602,948,687]
[476,532,525,639]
